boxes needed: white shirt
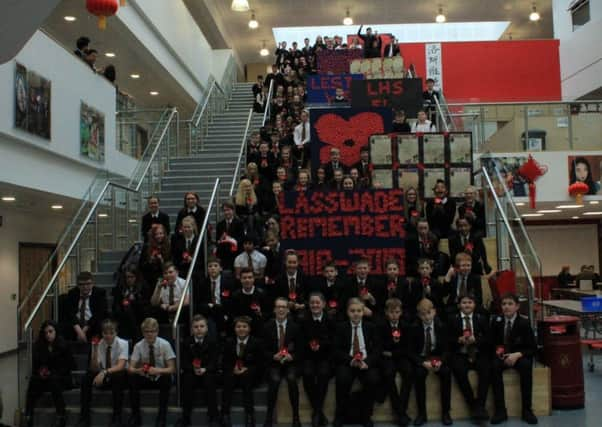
[312,313,324,322]
[158,277,186,305]
[130,337,175,370]
[505,313,518,329]
[349,322,367,358]
[421,322,436,355]
[234,250,267,273]
[242,286,256,295]
[411,120,437,133]
[293,121,311,147]
[95,337,129,369]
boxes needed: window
[570,0,590,31]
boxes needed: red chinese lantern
[517,155,547,209]
[86,0,119,30]
[569,181,589,205]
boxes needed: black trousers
[266,363,299,418]
[450,353,490,408]
[491,356,533,413]
[129,374,171,418]
[80,370,127,417]
[334,365,380,421]
[381,357,414,418]
[181,371,218,420]
[221,368,257,415]
[302,359,331,415]
[414,363,451,416]
[25,376,68,416]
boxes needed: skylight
[272,22,510,46]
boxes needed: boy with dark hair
[216,202,244,271]
[175,315,219,427]
[341,257,385,319]
[490,293,538,425]
[196,257,236,336]
[74,36,90,58]
[307,260,343,320]
[443,252,483,319]
[150,262,189,324]
[448,216,492,276]
[352,146,372,188]
[409,299,452,426]
[64,271,108,342]
[221,316,263,427]
[449,293,491,423]
[231,268,268,335]
[383,258,421,322]
[274,250,308,319]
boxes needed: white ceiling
[0,182,80,221]
[202,0,553,65]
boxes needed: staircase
[159,82,264,225]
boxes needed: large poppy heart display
[310,108,392,170]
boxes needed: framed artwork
[14,63,51,139]
[80,102,105,162]
[397,134,420,165]
[423,134,445,164]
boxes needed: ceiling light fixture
[590,200,599,205]
[571,216,579,219]
[583,212,602,216]
[105,52,116,58]
[231,0,250,12]
[51,205,63,210]
[130,74,140,79]
[529,4,540,21]
[128,219,137,223]
[64,16,76,22]
[149,91,159,96]
[556,204,583,209]
[248,12,258,29]
[515,202,526,206]
[522,213,544,217]
[343,9,353,26]
[98,213,109,218]
[537,209,561,213]
[435,6,446,23]
[260,40,269,57]
[1,196,16,202]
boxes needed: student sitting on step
[340,257,385,320]
[127,317,176,427]
[175,315,219,427]
[23,320,75,427]
[409,298,452,426]
[490,293,538,425]
[442,252,484,320]
[220,316,263,427]
[150,262,189,325]
[139,223,172,300]
[77,319,128,427]
[112,265,146,341]
[382,258,422,323]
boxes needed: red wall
[399,40,561,103]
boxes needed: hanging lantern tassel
[98,15,107,30]
[120,0,126,6]
[86,0,119,31]
[517,155,548,210]
[528,182,536,209]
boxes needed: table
[542,300,602,339]
[551,288,602,300]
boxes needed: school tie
[149,344,155,366]
[247,253,254,271]
[464,316,476,361]
[79,297,87,326]
[352,325,360,355]
[105,345,112,369]
[424,326,432,357]
[278,323,286,350]
[464,316,472,333]
[210,280,217,304]
[238,341,246,358]
[459,275,468,300]
[504,321,513,348]
[168,284,175,306]
[301,122,306,141]
[186,239,192,251]
[289,277,296,293]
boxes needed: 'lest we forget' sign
[279,189,406,276]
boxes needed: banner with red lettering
[279,189,406,276]
[350,78,423,117]
[306,74,363,104]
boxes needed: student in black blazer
[425,180,457,239]
[322,147,349,183]
[62,271,108,342]
[449,294,491,423]
[378,298,413,427]
[24,320,75,427]
[172,216,202,279]
[340,258,386,320]
[405,219,444,277]
[141,196,171,241]
[442,253,484,319]
[352,146,373,189]
[261,231,284,284]
[195,257,237,337]
[301,292,336,427]
[230,268,269,336]
[262,298,302,427]
[273,251,309,320]
[175,315,219,427]
[306,261,344,321]
[448,217,492,276]
[221,316,263,427]
[414,259,447,317]
[333,298,381,427]
[112,265,146,341]
[409,299,453,426]
[458,186,486,237]
[383,258,422,322]
[215,202,245,271]
[490,293,538,425]
[175,192,206,235]
[383,39,401,57]
[138,224,172,300]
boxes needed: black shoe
[522,409,538,425]
[490,411,508,425]
[76,416,91,427]
[471,406,489,421]
[413,414,427,426]
[332,417,343,427]
[110,414,123,427]
[128,414,142,427]
[174,417,191,427]
[263,416,273,427]
[311,412,320,427]
[441,412,453,425]
[53,415,67,427]
[362,418,374,427]
[245,413,256,427]
[155,417,167,427]
[319,412,328,427]
[398,413,412,427]
[292,416,302,427]
[221,414,232,427]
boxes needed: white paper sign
[425,43,443,91]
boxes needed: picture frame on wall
[14,63,51,139]
[80,102,105,162]
[15,63,28,131]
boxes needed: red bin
[539,315,584,409]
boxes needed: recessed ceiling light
[130,74,140,79]
[98,213,109,218]
[515,202,526,206]
[248,12,258,29]
[1,196,16,202]
[529,4,540,22]
[343,9,353,26]
[435,6,446,23]
[64,16,76,22]
[537,209,561,213]
[522,213,544,217]
[589,201,599,205]
[105,52,116,58]
[583,212,602,216]
[259,40,269,56]
[231,0,250,12]
[556,204,583,209]
[149,91,159,96]
[51,205,63,210]
[571,216,579,219]
[128,219,137,223]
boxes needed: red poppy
[310,339,320,351]
[91,336,101,345]
[279,347,289,357]
[250,302,260,311]
[353,352,363,361]
[289,291,297,301]
[183,251,191,262]
[328,300,338,309]
[464,242,474,252]
[421,277,430,287]
[387,281,396,292]
[463,328,472,338]
[496,345,505,357]
[235,359,244,370]
[143,363,151,373]
[246,197,253,205]
[359,287,369,297]
[122,299,130,307]
[392,329,401,339]
[221,289,231,298]
[430,357,441,368]
[192,358,202,369]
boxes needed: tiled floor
[1,352,601,426]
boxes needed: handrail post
[230,109,254,197]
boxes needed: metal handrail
[262,79,275,126]
[193,80,225,128]
[480,166,537,331]
[433,95,449,132]
[230,109,254,197]
[22,181,137,332]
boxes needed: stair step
[92,271,114,286]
